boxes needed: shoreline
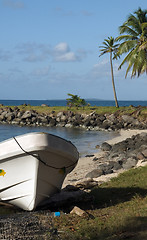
[62,129,147,188]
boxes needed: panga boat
[0,132,79,211]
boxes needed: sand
[62,129,147,188]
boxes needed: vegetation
[99,8,146,107]
[52,166,147,240]
[116,7,147,77]
[66,93,87,109]
[4,104,147,120]
[99,37,119,108]
[1,165,147,239]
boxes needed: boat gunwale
[0,132,79,163]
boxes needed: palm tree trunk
[110,52,119,108]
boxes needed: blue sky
[0,0,146,100]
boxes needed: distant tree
[116,7,147,77]
[66,94,87,109]
[99,37,119,108]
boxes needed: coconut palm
[99,37,119,108]
[116,7,147,77]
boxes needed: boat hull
[0,132,79,211]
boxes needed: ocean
[0,99,147,107]
[0,99,146,156]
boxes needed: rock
[95,145,100,149]
[21,111,32,119]
[101,142,112,151]
[111,142,127,153]
[85,169,103,178]
[85,154,95,157]
[93,157,99,161]
[112,161,122,170]
[102,120,110,129]
[41,104,48,107]
[74,178,98,189]
[49,119,56,127]
[142,149,147,158]
[136,152,145,160]
[122,157,138,170]
[70,206,86,216]
[65,123,73,128]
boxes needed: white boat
[0,132,79,211]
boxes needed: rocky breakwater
[85,132,147,179]
[39,132,147,209]
[0,106,146,130]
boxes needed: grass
[51,166,147,240]
[0,166,147,239]
[4,105,147,119]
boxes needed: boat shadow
[82,186,147,210]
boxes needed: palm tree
[116,7,147,77]
[99,37,119,108]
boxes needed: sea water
[0,99,147,107]
[0,124,118,157]
[0,99,146,156]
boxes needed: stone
[93,157,99,161]
[142,149,147,158]
[136,152,145,160]
[65,123,73,128]
[122,157,138,170]
[101,142,112,151]
[21,111,32,119]
[74,179,98,189]
[49,119,56,127]
[85,169,103,178]
[98,163,113,174]
[70,206,86,216]
[41,104,48,107]
[85,154,95,157]
[112,161,122,170]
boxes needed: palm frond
[116,35,138,42]
[117,40,138,55]
[119,25,139,37]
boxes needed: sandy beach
[63,129,147,188]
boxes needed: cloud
[53,42,87,62]
[81,10,93,16]
[31,66,51,77]
[16,42,51,62]
[91,58,126,80]
[0,49,12,61]
[54,42,69,53]
[92,59,110,79]
[15,41,89,63]
[54,42,77,62]
[3,0,25,9]
[55,7,75,17]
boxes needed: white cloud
[54,42,77,62]
[54,51,77,62]
[53,42,87,62]
[15,41,89,63]
[54,42,69,54]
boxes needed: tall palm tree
[99,37,119,108]
[116,7,147,77]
